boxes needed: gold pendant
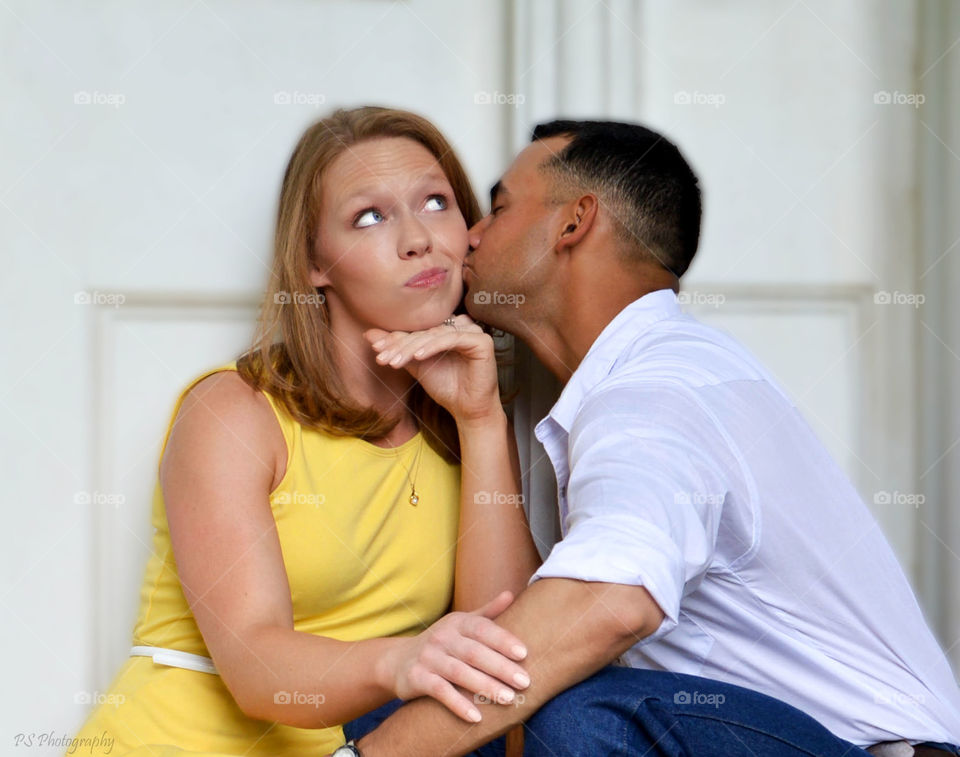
[409,490,419,506]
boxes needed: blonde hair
[237,106,482,463]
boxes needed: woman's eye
[424,194,448,212]
[354,209,384,228]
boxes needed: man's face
[463,136,571,328]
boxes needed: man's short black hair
[531,119,702,278]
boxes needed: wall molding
[90,293,260,685]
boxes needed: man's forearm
[357,577,664,756]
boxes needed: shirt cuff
[528,512,684,642]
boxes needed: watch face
[332,746,360,757]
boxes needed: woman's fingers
[449,635,531,691]
[364,316,483,358]
[439,656,518,707]
[376,331,440,366]
[396,598,532,722]
[363,327,391,347]
[415,672,483,723]
[464,614,529,665]
[445,313,484,333]
[375,330,491,369]
[476,590,515,620]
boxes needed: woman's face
[310,136,468,335]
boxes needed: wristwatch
[331,741,362,757]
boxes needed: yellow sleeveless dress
[68,362,461,756]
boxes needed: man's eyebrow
[489,179,508,206]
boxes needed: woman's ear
[308,241,331,288]
[556,194,599,253]
[307,264,330,288]
[307,229,332,288]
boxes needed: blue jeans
[344,665,960,755]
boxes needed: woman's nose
[398,215,432,258]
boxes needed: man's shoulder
[608,315,771,389]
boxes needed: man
[339,121,960,755]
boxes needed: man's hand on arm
[356,576,665,757]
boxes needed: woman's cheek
[444,225,470,260]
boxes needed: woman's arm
[453,411,541,610]
[366,315,541,612]
[161,372,530,727]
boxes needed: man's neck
[519,277,677,384]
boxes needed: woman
[68,106,541,756]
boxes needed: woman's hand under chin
[363,314,503,426]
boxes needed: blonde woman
[68,106,540,756]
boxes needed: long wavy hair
[236,106,483,463]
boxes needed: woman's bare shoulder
[162,369,287,491]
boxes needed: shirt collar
[540,288,682,436]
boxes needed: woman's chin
[373,308,451,335]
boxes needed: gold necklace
[392,433,424,506]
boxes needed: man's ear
[555,194,599,253]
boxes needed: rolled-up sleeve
[530,382,730,642]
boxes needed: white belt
[130,645,218,675]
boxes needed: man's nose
[467,216,488,252]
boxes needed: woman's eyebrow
[343,171,450,205]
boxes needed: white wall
[2,1,956,750]
[1,0,510,747]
